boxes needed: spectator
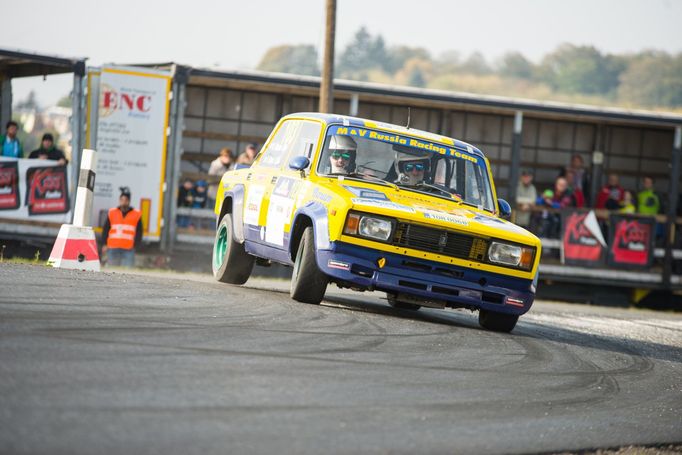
[559,153,590,202]
[192,180,208,209]
[177,179,194,228]
[596,173,624,210]
[1,121,23,158]
[564,169,585,208]
[102,187,142,268]
[619,190,636,214]
[515,169,537,227]
[208,147,234,206]
[544,177,576,209]
[637,176,660,215]
[236,143,258,165]
[534,177,575,238]
[28,133,67,165]
[178,179,194,208]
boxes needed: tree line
[256,27,682,110]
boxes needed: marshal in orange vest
[106,207,142,250]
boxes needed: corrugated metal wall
[182,84,676,201]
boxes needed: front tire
[212,214,254,284]
[290,227,328,304]
[478,309,519,333]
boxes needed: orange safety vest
[107,207,141,250]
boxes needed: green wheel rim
[214,224,228,270]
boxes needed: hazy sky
[4,0,681,106]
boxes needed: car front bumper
[317,241,536,315]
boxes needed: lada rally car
[212,113,541,332]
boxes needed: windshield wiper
[328,172,399,190]
[399,182,462,202]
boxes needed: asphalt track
[1,263,681,454]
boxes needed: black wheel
[387,293,421,311]
[290,227,328,304]
[478,309,519,333]
[212,214,254,284]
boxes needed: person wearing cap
[1,121,23,158]
[236,143,259,166]
[101,187,143,267]
[208,147,235,207]
[515,169,537,227]
[191,180,208,209]
[28,133,67,165]
[326,135,357,174]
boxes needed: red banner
[0,161,20,210]
[607,215,655,268]
[561,211,606,265]
[25,166,70,215]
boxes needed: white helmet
[328,135,357,173]
[394,152,429,185]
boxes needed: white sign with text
[92,66,171,241]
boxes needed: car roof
[282,112,486,159]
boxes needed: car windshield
[316,124,496,212]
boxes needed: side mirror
[288,155,310,173]
[497,198,512,220]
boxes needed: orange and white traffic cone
[48,149,100,272]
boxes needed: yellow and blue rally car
[213,113,541,332]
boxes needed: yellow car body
[213,113,541,331]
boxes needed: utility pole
[319,0,336,113]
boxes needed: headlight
[488,242,535,270]
[344,213,394,242]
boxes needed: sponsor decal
[0,161,20,210]
[25,166,70,215]
[273,177,297,197]
[351,198,415,213]
[328,125,479,164]
[607,215,654,268]
[562,210,606,265]
[422,210,469,227]
[472,213,505,226]
[327,259,350,271]
[244,185,266,226]
[343,186,388,200]
[506,297,525,308]
[312,188,333,203]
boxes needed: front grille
[392,222,488,262]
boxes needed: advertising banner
[561,210,607,265]
[0,157,72,222]
[91,66,171,241]
[607,215,655,268]
[25,166,70,215]
[0,161,20,210]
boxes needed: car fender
[222,184,245,243]
[290,202,331,260]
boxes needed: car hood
[322,179,540,246]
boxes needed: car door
[263,119,323,251]
[242,121,293,246]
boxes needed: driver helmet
[394,152,430,185]
[328,135,357,174]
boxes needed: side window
[259,121,297,168]
[284,120,322,164]
[259,120,322,169]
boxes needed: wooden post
[319,0,336,113]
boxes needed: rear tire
[212,214,254,284]
[387,293,421,311]
[478,309,518,333]
[290,227,328,304]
